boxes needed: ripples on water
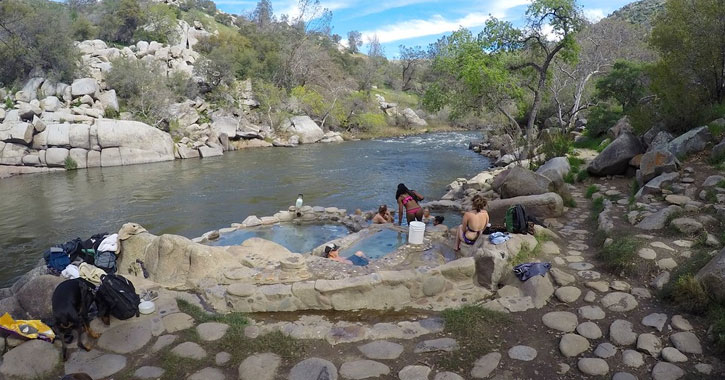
[0,131,489,286]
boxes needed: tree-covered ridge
[608,0,666,27]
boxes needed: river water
[0,131,489,286]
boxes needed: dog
[51,278,101,360]
[61,374,93,380]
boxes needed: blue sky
[213,0,634,56]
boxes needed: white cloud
[278,0,355,20]
[583,8,606,22]
[356,0,438,17]
[360,12,491,44]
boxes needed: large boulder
[487,192,564,223]
[536,157,571,185]
[15,275,64,319]
[0,122,34,144]
[46,147,70,167]
[492,166,552,199]
[98,90,119,113]
[636,205,683,231]
[282,116,324,144]
[636,172,679,197]
[637,149,679,185]
[667,126,713,158]
[712,138,725,161]
[588,132,645,176]
[607,116,633,140]
[0,142,29,165]
[649,131,674,151]
[95,119,175,165]
[0,340,60,379]
[71,78,99,97]
[474,234,537,290]
[696,247,725,302]
[401,108,428,127]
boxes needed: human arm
[397,197,404,225]
[412,190,424,201]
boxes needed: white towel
[61,264,80,279]
[98,233,119,254]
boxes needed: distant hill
[607,0,666,28]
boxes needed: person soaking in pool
[372,205,394,224]
[324,244,369,266]
[396,183,424,225]
[455,195,489,251]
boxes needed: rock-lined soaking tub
[209,223,351,253]
[339,228,408,259]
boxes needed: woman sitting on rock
[324,244,369,266]
[396,183,424,225]
[372,205,394,224]
[455,195,489,251]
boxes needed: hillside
[607,0,666,27]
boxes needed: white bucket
[408,221,426,245]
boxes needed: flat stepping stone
[135,366,165,379]
[339,360,390,379]
[651,242,675,251]
[601,292,638,312]
[631,287,652,299]
[584,290,596,302]
[97,319,153,354]
[540,241,560,255]
[671,315,693,331]
[670,332,702,354]
[638,248,657,260]
[576,322,602,339]
[569,262,594,270]
[435,372,464,380]
[398,365,431,380]
[652,362,684,380]
[578,358,609,376]
[550,268,576,286]
[637,333,662,356]
[414,338,458,353]
[289,358,338,380]
[610,320,637,346]
[585,281,610,292]
[188,367,225,380]
[357,341,404,360]
[216,352,231,366]
[542,311,578,332]
[497,296,535,312]
[471,352,500,379]
[555,287,581,303]
[508,345,537,361]
[560,334,589,357]
[238,353,280,380]
[196,322,229,341]
[612,372,638,380]
[611,281,631,291]
[661,347,687,363]
[594,342,617,358]
[0,340,60,379]
[565,256,584,263]
[673,240,694,248]
[151,334,177,352]
[695,363,713,374]
[578,305,606,320]
[642,313,668,332]
[657,258,678,270]
[568,250,583,256]
[65,349,127,379]
[577,270,601,280]
[163,312,195,332]
[622,349,644,368]
[171,342,207,360]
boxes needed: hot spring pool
[209,224,350,253]
[341,228,408,259]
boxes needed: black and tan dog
[51,278,101,360]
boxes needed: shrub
[585,185,598,198]
[98,0,143,45]
[540,131,572,161]
[350,112,387,132]
[576,170,590,182]
[573,134,606,150]
[671,274,710,314]
[597,235,643,275]
[563,172,575,184]
[438,305,509,371]
[586,103,623,137]
[103,107,119,119]
[64,156,78,170]
[591,197,605,220]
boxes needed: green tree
[650,0,725,128]
[135,3,178,44]
[251,0,274,28]
[595,61,650,113]
[99,0,143,44]
[347,30,362,54]
[0,0,78,84]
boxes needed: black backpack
[505,204,530,234]
[96,274,140,320]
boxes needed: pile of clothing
[44,233,120,287]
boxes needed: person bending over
[396,183,424,226]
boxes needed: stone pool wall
[222,256,491,313]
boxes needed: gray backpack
[94,251,117,274]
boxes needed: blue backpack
[45,247,71,272]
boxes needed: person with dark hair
[433,216,445,226]
[396,183,424,226]
[372,205,393,224]
[323,244,369,266]
[455,195,489,251]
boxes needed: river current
[0,131,489,286]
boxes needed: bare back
[463,211,489,240]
